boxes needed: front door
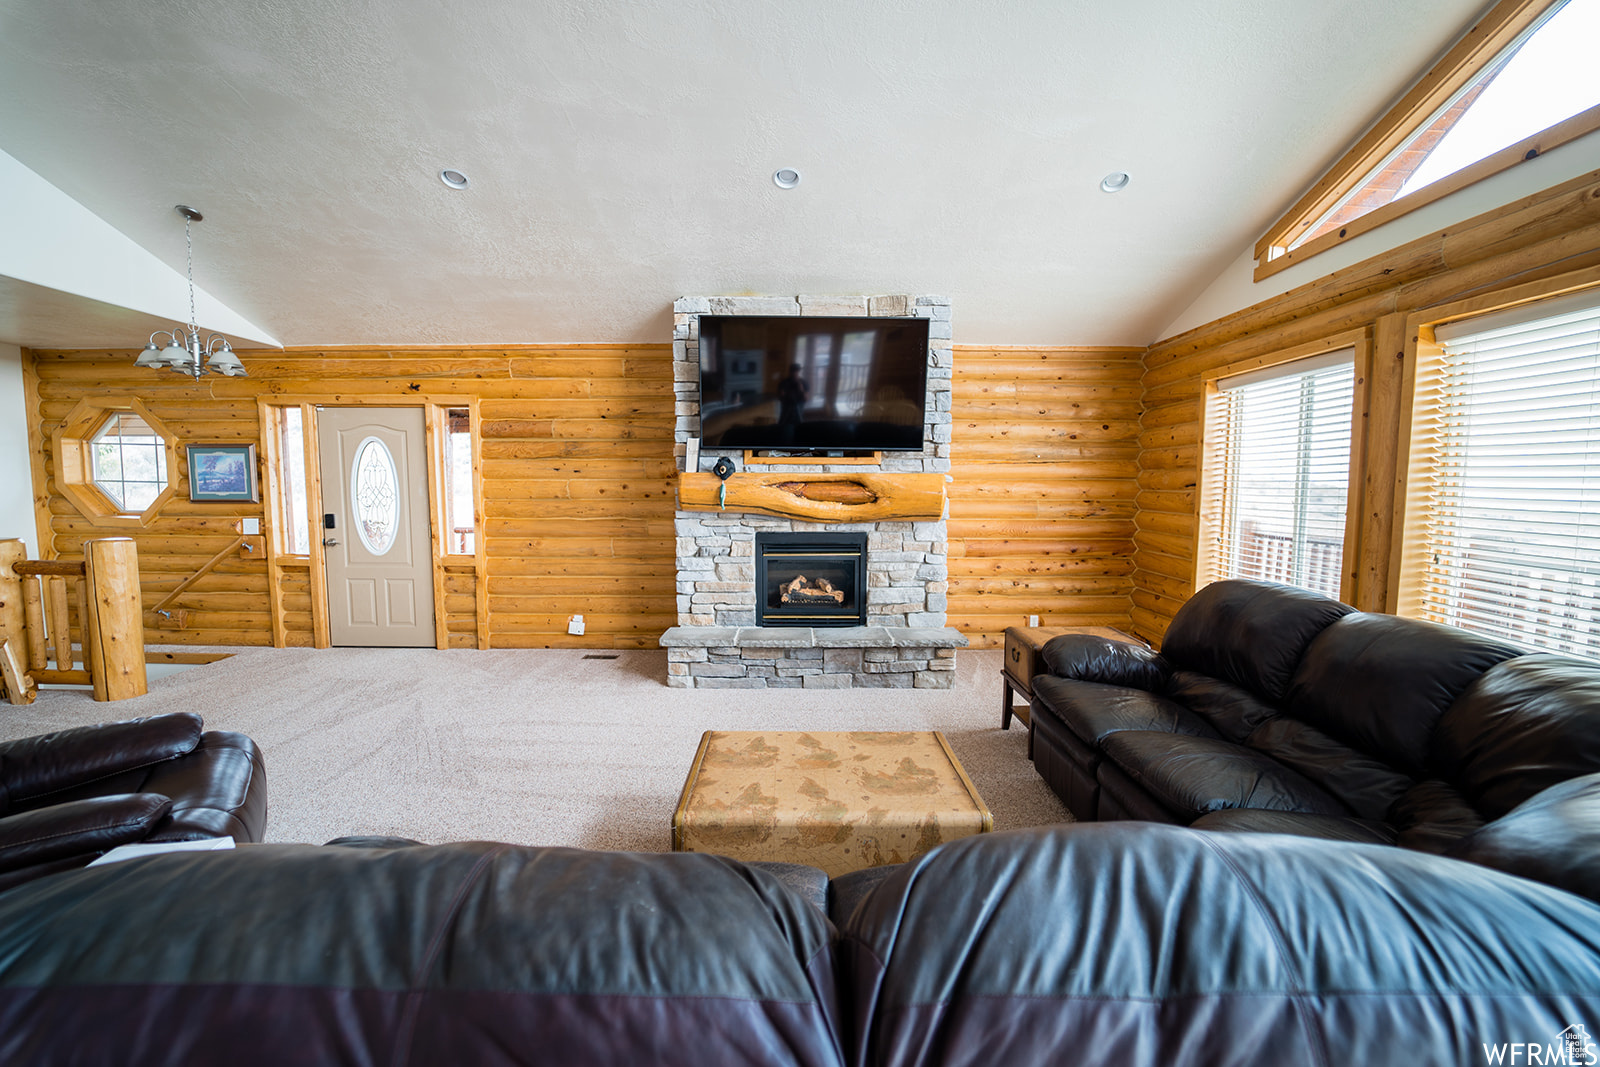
[317,407,435,647]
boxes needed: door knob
[323,537,340,547]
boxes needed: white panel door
[317,407,435,647]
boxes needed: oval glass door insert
[351,436,399,555]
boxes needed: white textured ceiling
[0,0,1491,348]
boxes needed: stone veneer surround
[663,294,965,688]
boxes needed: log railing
[0,537,148,704]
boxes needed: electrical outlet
[1028,614,1040,627]
[567,614,586,636]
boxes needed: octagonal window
[52,397,178,528]
[91,412,169,512]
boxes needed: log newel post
[0,539,24,650]
[82,537,147,701]
[0,539,35,703]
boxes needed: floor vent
[582,654,621,660]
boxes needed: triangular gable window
[1257,0,1600,280]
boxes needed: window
[274,407,311,555]
[1257,0,1600,279]
[1199,350,1357,599]
[442,408,476,554]
[51,398,178,526]
[1401,290,1600,657]
[91,413,168,512]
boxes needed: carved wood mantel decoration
[676,472,947,522]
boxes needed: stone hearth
[660,294,966,688]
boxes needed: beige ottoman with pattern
[672,730,992,877]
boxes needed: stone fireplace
[660,294,966,688]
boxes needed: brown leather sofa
[1028,579,1600,864]
[0,712,267,890]
[0,822,1596,1065]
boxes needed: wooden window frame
[1195,329,1373,604]
[1388,261,1600,616]
[433,405,483,561]
[51,397,180,528]
[1255,0,1600,282]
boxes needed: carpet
[1,647,1072,852]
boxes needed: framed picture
[187,443,259,503]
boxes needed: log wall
[24,342,1144,650]
[24,346,679,649]
[1133,167,1600,643]
[948,346,1143,646]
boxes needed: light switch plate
[1028,614,1040,627]
[241,517,261,535]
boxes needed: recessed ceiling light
[1100,171,1131,193]
[773,168,801,189]
[440,169,470,190]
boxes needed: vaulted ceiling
[0,0,1491,348]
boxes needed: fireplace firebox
[755,532,868,627]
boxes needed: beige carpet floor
[0,647,1071,851]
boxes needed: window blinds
[1418,291,1600,657]
[1205,351,1355,598]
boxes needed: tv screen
[698,315,929,452]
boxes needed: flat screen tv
[697,315,929,453]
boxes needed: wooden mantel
[676,471,947,522]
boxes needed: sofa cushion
[838,823,1600,1067]
[1431,654,1600,819]
[1099,732,1350,820]
[1165,670,1281,743]
[1160,579,1352,703]
[1446,773,1600,903]
[0,842,844,1067]
[1287,613,1522,776]
[1032,677,1220,749]
[0,793,173,883]
[0,713,203,812]
[1189,808,1397,845]
[1039,634,1169,690]
[1244,718,1414,821]
[1389,779,1485,854]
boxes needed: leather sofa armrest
[0,713,203,806]
[1445,772,1600,903]
[1040,634,1169,691]
[0,793,174,874]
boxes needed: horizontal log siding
[24,346,679,649]
[1133,168,1600,645]
[948,346,1144,647]
[25,342,1152,652]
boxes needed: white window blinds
[1415,290,1600,657]
[1203,350,1355,598]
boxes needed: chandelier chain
[185,216,197,329]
